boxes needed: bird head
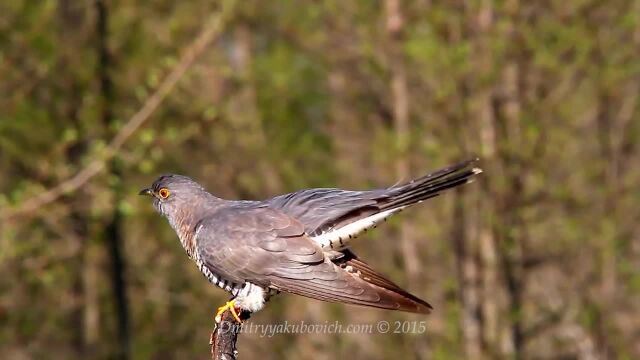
[139,174,208,218]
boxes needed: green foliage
[1,1,639,359]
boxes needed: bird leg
[215,299,242,323]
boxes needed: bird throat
[165,207,198,257]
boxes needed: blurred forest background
[1,0,639,359]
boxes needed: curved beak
[139,188,153,196]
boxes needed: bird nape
[140,158,482,322]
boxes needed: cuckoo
[140,158,481,322]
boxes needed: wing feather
[195,206,431,313]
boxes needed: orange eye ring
[158,188,171,199]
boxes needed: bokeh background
[1,1,640,359]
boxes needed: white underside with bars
[310,207,405,250]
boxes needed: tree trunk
[385,0,420,285]
[452,190,483,359]
[470,0,499,356]
[96,1,131,358]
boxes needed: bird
[140,158,482,323]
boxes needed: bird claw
[215,300,242,323]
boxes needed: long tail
[378,157,482,211]
[311,158,482,250]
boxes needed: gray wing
[195,206,431,313]
[266,158,481,236]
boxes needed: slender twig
[1,4,234,222]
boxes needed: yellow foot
[215,300,242,323]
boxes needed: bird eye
[158,188,171,199]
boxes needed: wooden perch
[210,310,251,360]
